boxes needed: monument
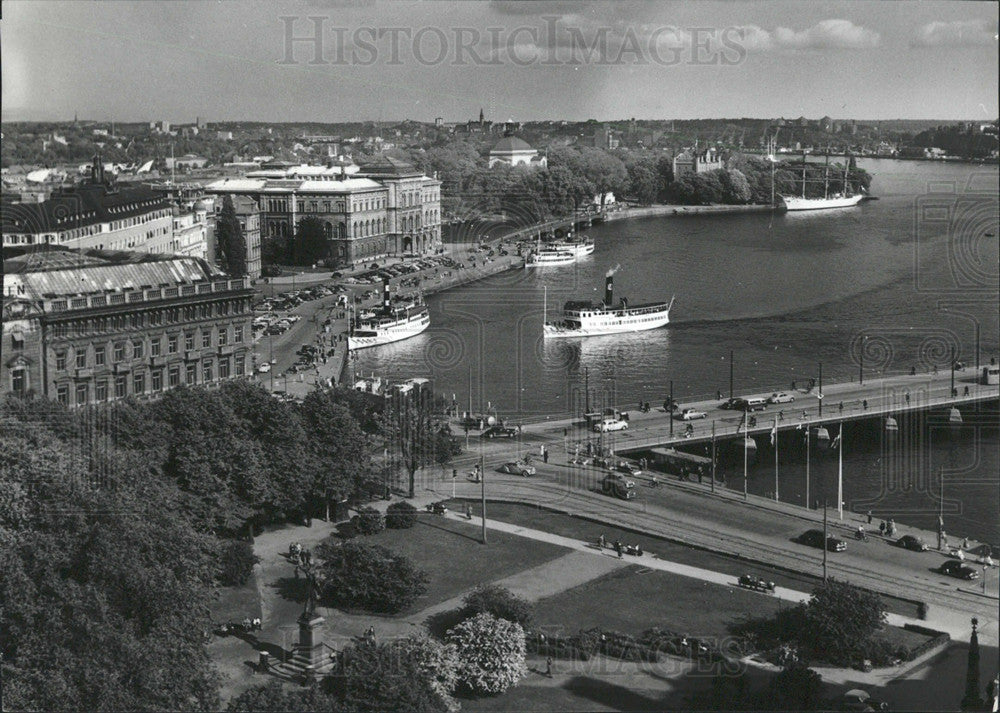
[290,566,333,680]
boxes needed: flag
[830,432,842,449]
[770,421,778,446]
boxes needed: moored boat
[348,281,430,350]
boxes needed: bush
[447,613,527,695]
[219,540,259,586]
[316,540,427,613]
[526,631,591,661]
[385,501,418,529]
[462,584,533,628]
[351,506,385,535]
[261,264,283,278]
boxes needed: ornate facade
[2,248,254,406]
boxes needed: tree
[292,216,329,266]
[802,578,887,665]
[768,663,824,710]
[219,540,259,586]
[227,681,341,712]
[216,195,248,277]
[719,168,753,204]
[315,540,427,613]
[333,636,458,713]
[381,384,439,498]
[385,501,418,529]
[447,613,527,695]
[462,584,533,628]
[625,156,660,204]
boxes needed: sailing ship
[543,266,674,338]
[347,281,430,350]
[779,153,864,211]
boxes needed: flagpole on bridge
[773,415,779,502]
[837,422,844,520]
[742,412,748,501]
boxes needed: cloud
[728,19,880,52]
[490,1,592,16]
[911,20,998,48]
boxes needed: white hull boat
[348,282,430,350]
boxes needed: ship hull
[781,194,864,211]
[348,312,430,350]
[526,252,576,268]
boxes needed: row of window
[49,300,249,338]
[54,355,247,405]
[53,326,246,370]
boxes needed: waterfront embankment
[605,203,776,221]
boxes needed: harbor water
[354,159,1000,543]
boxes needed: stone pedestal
[292,613,327,672]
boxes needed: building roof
[205,177,385,195]
[2,183,169,235]
[3,246,226,299]
[358,155,422,178]
[490,136,535,154]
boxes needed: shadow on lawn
[560,675,667,711]
[274,576,309,604]
[414,516,483,544]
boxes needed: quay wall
[604,203,775,221]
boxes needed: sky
[1,0,997,123]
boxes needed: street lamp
[859,335,866,385]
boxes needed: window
[151,369,162,392]
[57,384,69,405]
[151,338,161,357]
[185,332,195,351]
[168,366,180,388]
[234,325,244,343]
[56,351,67,371]
[235,356,245,376]
[12,369,27,394]
[75,383,88,406]
[202,331,212,348]
[76,349,87,369]
[114,342,125,362]
[133,371,145,395]
[218,327,228,346]
[202,359,213,382]
[168,335,178,354]
[132,340,144,359]
[186,363,197,385]
[95,346,106,366]
[96,380,108,402]
[115,375,127,399]
[219,357,230,379]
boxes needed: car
[719,398,742,410]
[601,472,636,499]
[257,363,271,374]
[330,271,343,278]
[679,408,707,421]
[938,560,980,580]
[594,418,628,433]
[768,392,795,404]
[481,426,517,439]
[897,535,928,552]
[614,461,642,476]
[799,529,847,552]
[499,462,536,477]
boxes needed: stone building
[671,147,723,179]
[488,137,547,168]
[2,247,254,405]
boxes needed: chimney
[604,271,614,307]
[383,280,391,312]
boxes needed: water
[355,159,1000,543]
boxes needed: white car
[768,392,795,404]
[594,418,628,433]
[258,363,271,373]
[679,408,707,420]
[499,462,536,477]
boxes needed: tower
[479,107,484,126]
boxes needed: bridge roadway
[456,369,999,456]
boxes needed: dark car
[481,426,517,439]
[799,529,847,552]
[719,398,742,410]
[938,560,980,580]
[897,535,929,552]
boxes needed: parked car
[614,461,642,476]
[799,529,847,552]
[499,462,536,477]
[768,392,796,404]
[938,560,980,580]
[257,363,271,373]
[897,535,928,552]
[594,418,628,433]
[679,408,708,420]
[481,426,517,439]
[719,398,742,410]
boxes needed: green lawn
[358,513,570,613]
[462,501,919,618]
[531,564,786,640]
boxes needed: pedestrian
[962,537,969,550]
[867,510,873,525]
[615,540,623,559]
[863,399,868,410]
[546,656,553,677]
[543,448,549,464]
[598,534,606,549]
[888,519,895,536]
[964,385,970,396]
[466,504,473,520]
[717,390,722,401]
[879,521,886,536]
[839,401,844,413]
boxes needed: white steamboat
[348,281,430,350]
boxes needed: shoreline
[604,203,776,221]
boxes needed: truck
[601,473,636,500]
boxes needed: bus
[649,447,713,480]
[982,364,999,386]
